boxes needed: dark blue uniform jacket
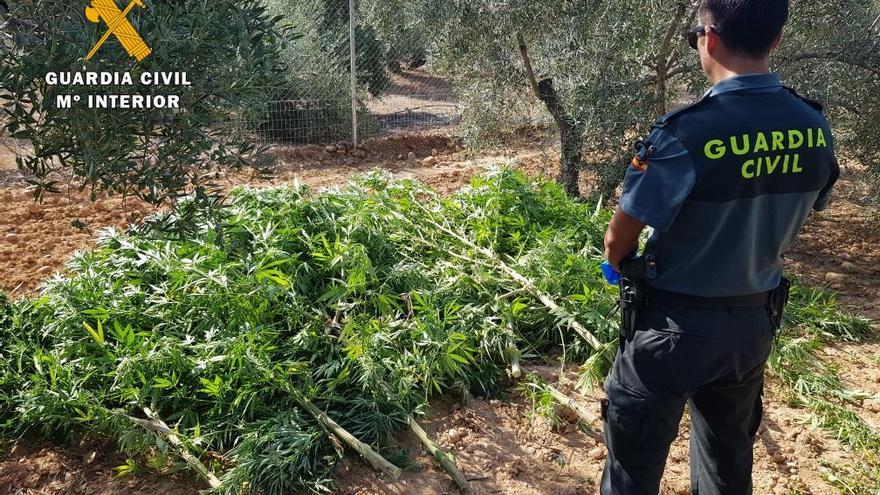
[619,73,839,297]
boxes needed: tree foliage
[775,0,880,191]
[426,0,880,199]
[0,0,290,204]
[360,0,431,71]
[425,0,701,198]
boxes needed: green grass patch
[820,456,880,495]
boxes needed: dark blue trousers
[600,305,773,495]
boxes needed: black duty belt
[646,286,771,309]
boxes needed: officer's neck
[707,56,772,85]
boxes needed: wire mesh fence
[357,0,460,136]
[364,65,459,134]
[229,92,355,145]
[232,0,460,147]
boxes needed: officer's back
[639,78,839,297]
[600,1,839,494]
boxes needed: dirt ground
[335,373,866,495]
[0,441,202,495]
[0,133,878,494]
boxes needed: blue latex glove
[601,261,621,286]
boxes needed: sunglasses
[686,25,720,50]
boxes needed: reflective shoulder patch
[630,139,655,172]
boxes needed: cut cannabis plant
[0,169,872,493]
[0,170,617,493]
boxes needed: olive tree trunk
[518,33,583,197]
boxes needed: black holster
[768,277,791,332]
[618,255,658,343]
[619,277,644,342]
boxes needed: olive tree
[0,0,290,205]
[427,0,879,200]
[775,0,880,196]
[425,0,701,198]
[359,0,431,71]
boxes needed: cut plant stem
[406,415,469,491]
[508,345,523,378]
[129,407,222,489]
[297,394,402,480]
[390,202,607,353]
[548,386,598,427]
[495,260,605,351]
[263,367,402,480]
[458,382,474,406]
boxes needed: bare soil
[336,373,854,495]
[0,133,877,494]
[0,440,201,495]
[784,165,880,320]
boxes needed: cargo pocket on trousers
[604,379,647,465]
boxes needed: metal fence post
[349,0,358,148]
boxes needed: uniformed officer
[601,1,839,494]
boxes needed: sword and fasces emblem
[85,0,151,61]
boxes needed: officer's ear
[705,26,721,55]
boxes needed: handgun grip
[619,254,658,280]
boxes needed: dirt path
[0,134,877,494]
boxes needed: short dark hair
[699,0,789,58]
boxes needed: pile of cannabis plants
[0,170,619,493]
